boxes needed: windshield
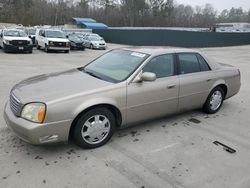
[89,36,102,41]
[81,50,149,83]
[28,29,36,35]
[69,35,81,41]
[4,30,27,37]
[45,30,66,38]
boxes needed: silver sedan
[4,48,241,148]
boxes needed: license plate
[19,47,24,50]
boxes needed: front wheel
[203,87,224,114]
[73,108,116,149]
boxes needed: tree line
[0,0,250,27]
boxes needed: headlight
[4,40,10,45]
[21,103,46,123]
[48,41,54,45]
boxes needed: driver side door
[126,54,179,124]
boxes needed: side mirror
[28,35,31,38]
[141,72,156,82]
[66,35,69,38]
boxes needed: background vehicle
[82,35,107,50]
[4,48,241,149]
[36,29,70,53]
[67,34,85,50]
[0,29,33,53]
[25,27,37,46]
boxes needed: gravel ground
[0,44,250,188]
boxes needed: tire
[36,41,40,50]
[64,50,69,53]
[73,108,116,149]
[28,50,33,54]
[44,44,49,53]
[203,86,224,114]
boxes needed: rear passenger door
[177,53,215,112]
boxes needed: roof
[79,22,108,29]
[71,17,108,29]
[72,18,96,24]
[120,47,199,56]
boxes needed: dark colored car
[68,35,85,50]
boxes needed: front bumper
[4,101,72,145]
[4,43,33,52]
[92,44,106,49]
[48,46,70,51]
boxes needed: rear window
[197,54,211,71]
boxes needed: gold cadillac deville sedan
[4,47,241,148]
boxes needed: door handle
[206,79,212,82]
[167,84,176,89]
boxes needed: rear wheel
[44,44,49,53]
[73,108,116,149]
[36,41,40,50]
[203,86,224,114]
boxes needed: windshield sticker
[131,52,146,58]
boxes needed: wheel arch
[210,79,228,99]
[69,103,122,140]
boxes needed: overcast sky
[176,0,250,12]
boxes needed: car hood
[4,36,31,41]
[47,38,69,42]
[11,69,112,104]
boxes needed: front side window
[178,53,200,74]
[143,54,174,78]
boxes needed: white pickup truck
[0,29,33,53]
[36,29,70,53]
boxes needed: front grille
[53,42,66,47]
[10,40,29,46]
[10,93,22,116]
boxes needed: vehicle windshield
[69,35,81,41]
[4,30,27,37]
[28,29,36,35]
[45,30,66,38]
[89,36,102,41]
[80,50,149,83]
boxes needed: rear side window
[178,53,200,74]
[197,54,211,71]
[143,54,174,78]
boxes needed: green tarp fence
[93,28,250,47]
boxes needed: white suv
[0,29,33,53]
[36,29,70,53]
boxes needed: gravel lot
[0,44,250,188]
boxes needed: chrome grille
[10,93,22,116]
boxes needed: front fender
[72,97,121,119]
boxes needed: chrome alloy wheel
[209,90,223,111]
[81,115,111,144]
